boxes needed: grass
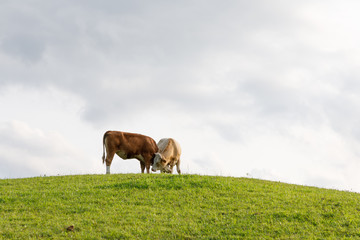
[1,174,360,239]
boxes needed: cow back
[157,138,181,161]
[105,131,158,157]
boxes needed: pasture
[1,174,360,239]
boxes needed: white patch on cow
[106,165,110,174]
[116,150,127,159]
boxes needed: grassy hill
[1,174,360,239]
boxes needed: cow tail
[102,132,107,164]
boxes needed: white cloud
[0,120,85,177]
[0,86,103,178]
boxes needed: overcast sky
[1,1,360,192]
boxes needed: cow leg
[176,159,181,174]
[105,151,116,174]
[141,155,152,174]
[169,164,174,174]
[145,161,151,173]
[140,161,150,173]
[140,162,145,173]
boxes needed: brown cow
[151,138,181,174]
[102,131,158,174]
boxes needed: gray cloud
[1,1,360,190]
[1,34,46,62]
[1,1,357,131]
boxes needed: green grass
[1,174,360,239]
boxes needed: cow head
[151,153,171,173]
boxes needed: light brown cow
[102,131,158,174]
[151,138,181,174]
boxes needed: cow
[151,138,181,174]
[102,131,158,174]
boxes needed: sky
[1,1,360,192]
